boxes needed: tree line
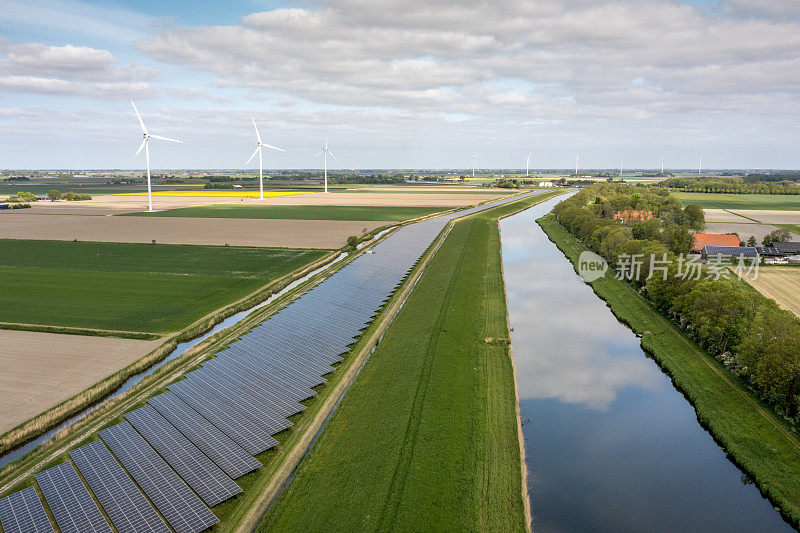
[662,176,800,195]
[554,183,800,420]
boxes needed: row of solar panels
[0,191,544,533]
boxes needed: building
[613,210,653,223]
[772,242,800,255]
[691,233,741,253]
[701,246,759,260]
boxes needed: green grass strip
[120,205,450,221]
[0,323,160,340]
[538,213,800,528]
[259,195,563,532]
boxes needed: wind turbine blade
[314,150,324,158]
[149,134,183,143]
[261,142,285,152]
[131,100,147,134]
[134,139,146,158]
[246,146,260,165]
[251,118,262,144]
[327,149,338,161]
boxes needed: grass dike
[258,191,564,532]
[538,212,800,528]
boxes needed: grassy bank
[0,239,327,332]
[538,213,800,527]
[259,192,562,532]
[121,205,449,221]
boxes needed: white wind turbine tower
[472,153,478,178]
[131,100,182,212]
[247,118,285,200]
[575,153,579,175]
[315,139,337,193]
[699,156,703,176]
[525,153,532,176]
[620,155,624,178]
[661,157,665,174]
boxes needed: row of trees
[47,190,92,201]
[554,183,800,419]
[662,176,800,195]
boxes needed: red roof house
[691,233,740,253]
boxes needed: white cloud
[0,40,157,98]
[135,0,800,127]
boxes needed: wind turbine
[699,156,703,176]
[575,153,579,175]
[525,153,532,176]
[246,118,285,200]
[661,157,665,174]
[131,100,182,212]
[472,153,478,178]
[315,139,337,193]
[620,155,624,178]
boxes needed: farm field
[0,330,161,434]
[538,214,800,527]
[259,194,559,532]
[741,267,800,318]
[778,224,800,237]
[0,239,327,333]
[704,222,796,244]
[122,204,449,221]
[117,190,311,198]
[729,210,800,224]
[675,192,800,211]
[0,214,381,248]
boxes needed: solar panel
[168,379,277,455]
[99,422,218,533]
[125,405,242,506]
[0,486,54,533]
[70,440,169,533]
[35,462,112,533]
[147,392,260,479]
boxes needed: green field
[0,240,327,333]
[538,214,800,527]
[121,205,450,221]
[777,224,800,237]
[259,195,558,531]
[674,192,800,210]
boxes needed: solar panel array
[70,440,169,533]
[0,486,54,533]
[0,192,544,533]
[35,462,111,533]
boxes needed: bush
[61,191,92,201]
[17,191,37,202]
[347,235,359,249]
[47,189,61,201]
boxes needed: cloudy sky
[1,0,799,170]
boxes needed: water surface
[501,197,791,532]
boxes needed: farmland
[741,267,800,318]
[0,239,327,333]
[122,204,449,221]
[538,214,800,527]
[0,330,161,434]
[674,192,800,211]
[0,214,383,248]
[259,193,563,532]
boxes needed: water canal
[500,196,791,532]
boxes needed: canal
[500,196,791,532]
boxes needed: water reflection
[501,197,791,532]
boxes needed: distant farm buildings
[692,233,740,253]
[613,210,653,223]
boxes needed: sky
[1,0,800,170]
